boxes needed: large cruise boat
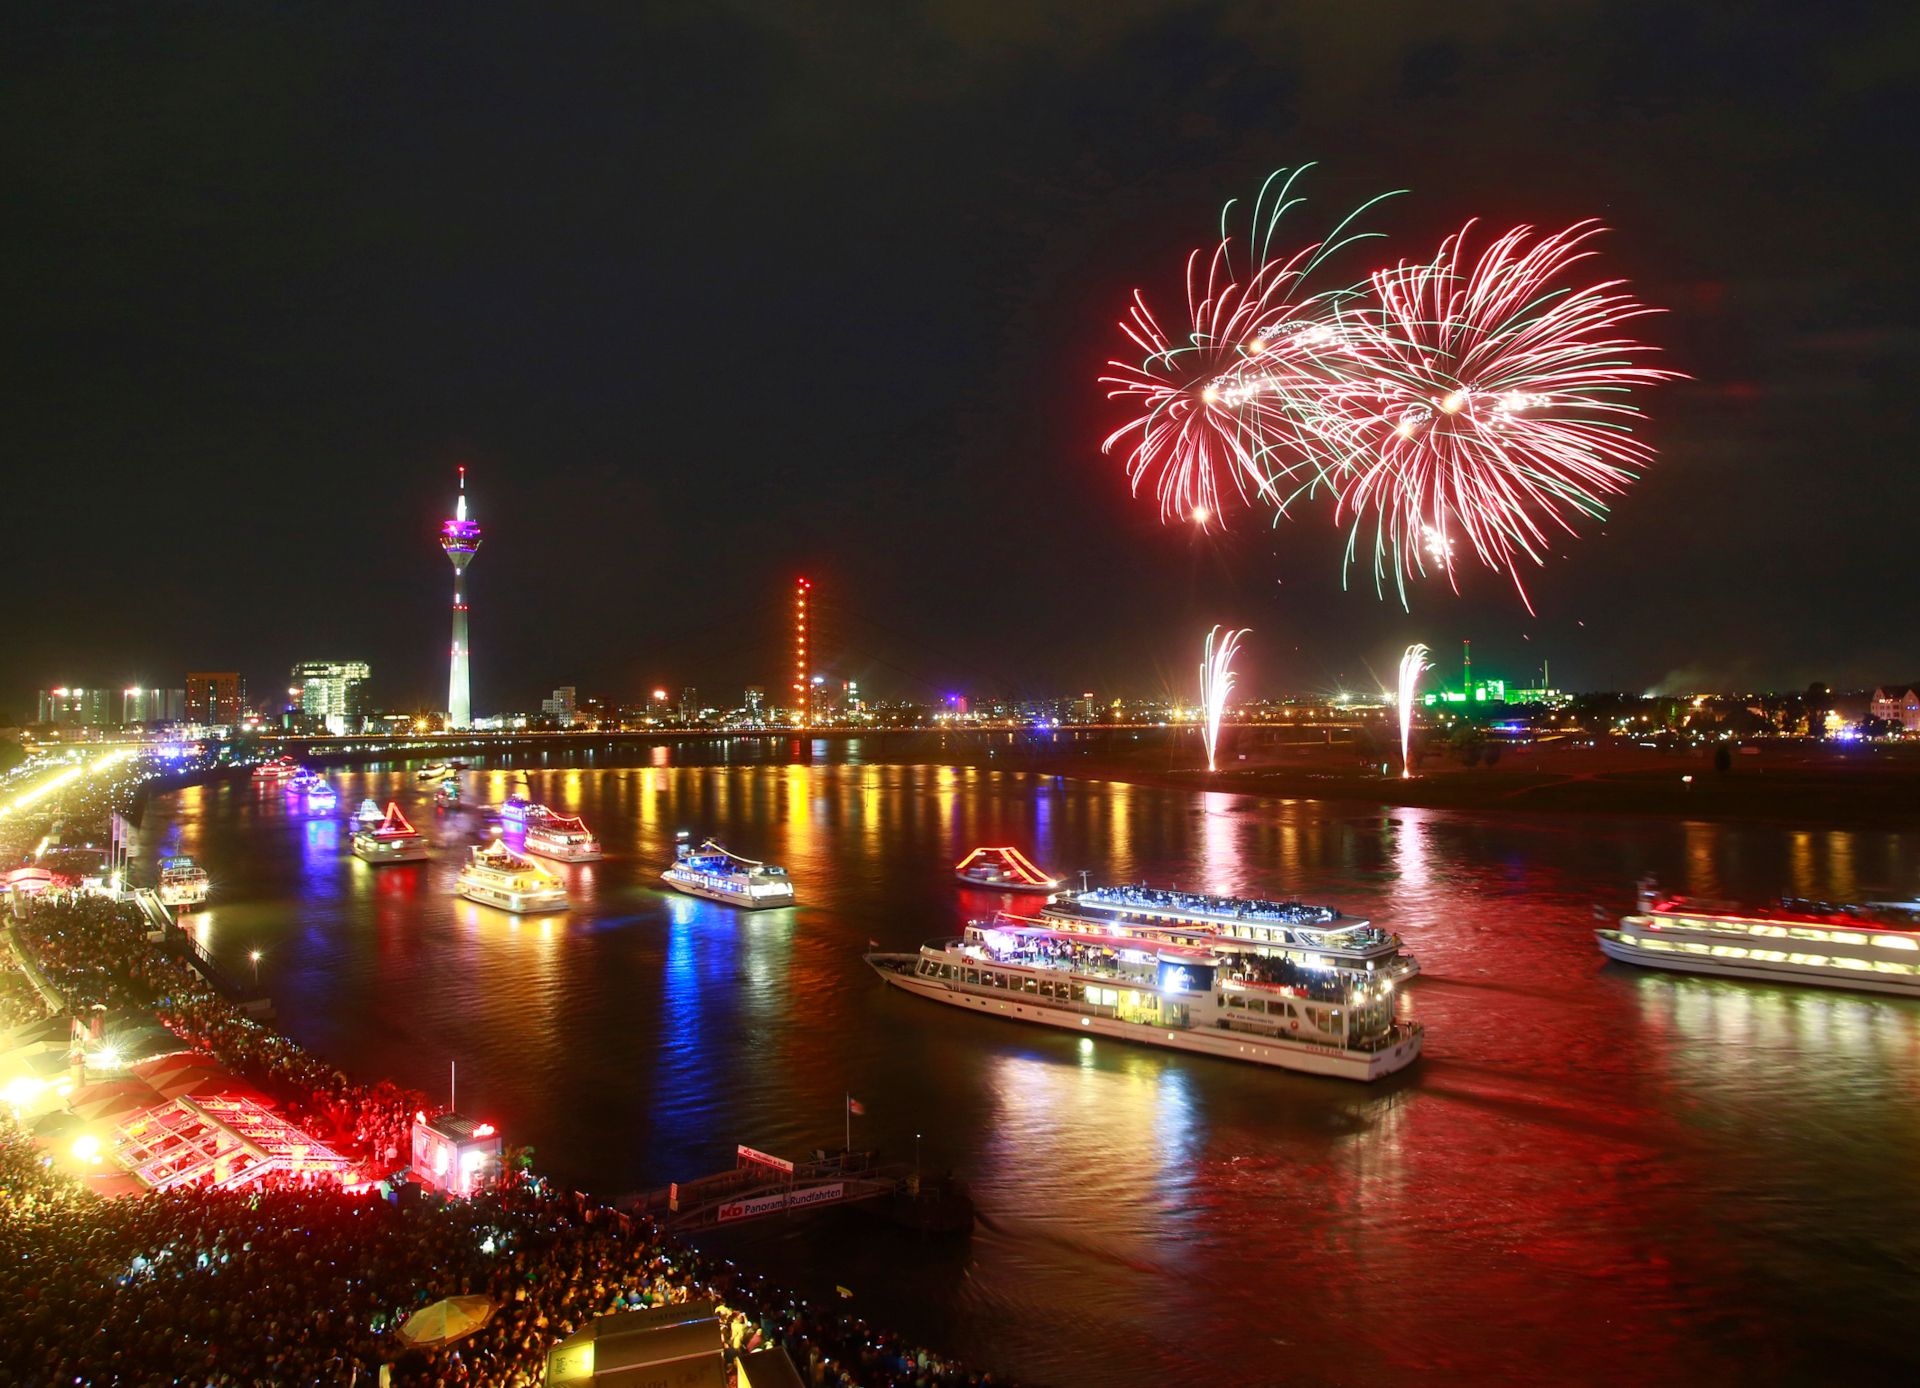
[868,913,1421,1081]
[454,842,569,914]
[156,856,211,909]
[1042,884,1417,983]
[954,846,1059,892]
[523,812,603,862]
[351,803,431,865]
[1596,884,1920,997]
[661,833,794,909]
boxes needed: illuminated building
[792,577,812,726]
[186,672,244,725]
[120,687,184,724]
[679,687,700,722]
[541,686,578,727]
[1871,682,1920,733]
[292,661,371,734]
[440,467,482,729]
[36,688,111,726]
[744,686,765,722]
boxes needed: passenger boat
[1042,884,1417,983]
[251,756,297,782]
[867,913,1421,1082]
[285,771,324,796]
[416,762,454,782]
[156,856,211,909]
[303,782,337,811]
[661,832,794,909]
[523,813,603,862]
[497,783,536,825]
[436,779,462,809]
[1596,883,1920,997]
[954,846,1059,892]
[353,798,384,829]
[453,842,569,914]
[351,802,430,864]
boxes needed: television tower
[792,577,812,726]
[440,467,482,728]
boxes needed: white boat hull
[1597,929,1920,997]
[867,955,1420,1081]
[955,873,1056,892]
[353,839,430,865]
[456,879,569,914]
[661,869,792,910]
[525,841,603,863]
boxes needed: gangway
[630,1144,907,1232]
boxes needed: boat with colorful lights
[436,779,462,809]
[454,841,569,914]
[661,832,794,909]
[353,798,384,829]
[496,780,537,825]
[351,803,431,864]
[285,770,324,796]
[954,846,1059,892]
[1596,882,1920,996]
[156,856,211,909]
[1042,883,1417,983]
[523,813,603,862]
[251,756,297,782]
[866,912,1421,1081]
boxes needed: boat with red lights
[867,912,1421,1081]
[1597,883,1920,996]
[351,802,431,865]
[954,846,1059,891]
[523,812,603,862]
[251,756,297,782]
[156,856,211,908]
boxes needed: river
[133,746,1920,1385]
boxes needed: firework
[1199,626,1248,772]
[1100,169,1398,528]
[1396,643,1429,779]
[1324,221,1680,610]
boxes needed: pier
[631,1145,918,1233]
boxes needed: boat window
[939,964,954,979]
[964,969,979,985]
[1071,983,1087,1003]
[1227,995,1244,1008]
[1874,935,1920,951]
[1022,975,1039,993]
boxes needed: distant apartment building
[1872,683,1920,733]
[186,672,245,725]
[291,661,371,734]
[678,687,700,722]
[541,686,579,727]
[37,687,113,727]
[121,687,185,724]
[743,686,766,722]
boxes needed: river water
[134,747,1920,1385]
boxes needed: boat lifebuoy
[1289,1020,1299,1032]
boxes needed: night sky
[6,3,1916,715]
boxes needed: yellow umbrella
[397,1295,496,1349]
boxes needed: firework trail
[1199,626,1248,772]
[1321,220,1681,611]
[1100,168,1398,529]
[1396,643,1430,779]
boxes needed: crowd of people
[2,896,1006,1386]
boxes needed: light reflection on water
[137,759,1920,1385]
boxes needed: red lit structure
[410,1112,504,1197]
[954,846,1060,891]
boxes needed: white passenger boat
[523,813,603,862]
[251,756,297,782]
[1043,883,1417,983]
[454,842,569,914]
[1597,884,1920,997]
[416,762,454,782]
[954,846,1059,891]
[351,802,431,864]
[156,856,211,909]
[661,832,794,909]
[867,914,1421,1082]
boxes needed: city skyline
[6,6,1916,708]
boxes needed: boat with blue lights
[352,802,431,864]
[866,912,1421,1081]
[436,778,462,809]
[353,798,384,830]
[955,846,1059,892]
[1596,882,1920,996]
[1042,883,1417,983]
[661,832,794,909]
[156,856,211,909]
[285,771,324,796]
[524,813,603,863]
[454,841,569,914]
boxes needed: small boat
[524,813,603,862]
[304,783,338,811]
[497,778,537,825]
[353,798,384,829]
[436,779,462,808]
[661,832,794,909]
[251,756,297,782]
[156,856,210,909]
[454,841,569,914]
[954,846,1059,892]
[416,762,454,783]
[351,802,431,864]
[285,771,324,795]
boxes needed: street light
[249,950,262,986]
